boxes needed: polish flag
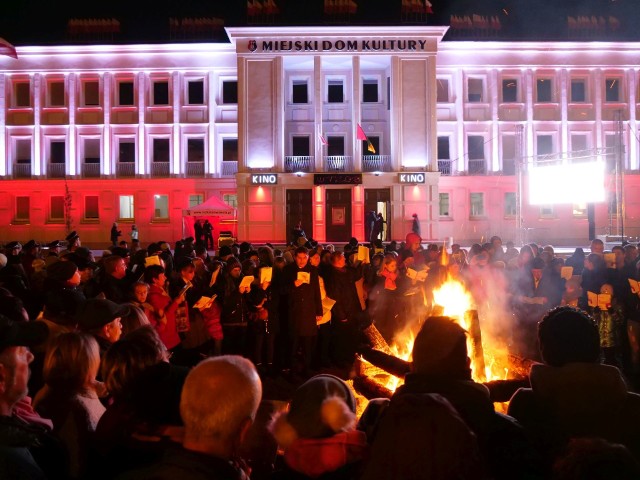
[0,38,17,59]
[319,134,329,146]
[356,123,368,141]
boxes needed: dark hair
[144,265,165,285]
[538,306,600,367]
[294,246,309,256]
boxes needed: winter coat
[283,262,323,337]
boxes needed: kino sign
[251,174,278,185]
[398,172,426,184]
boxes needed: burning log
[465,309,486,383]
[507,354,536,379]
[352,375,394,399]
[358,347,411,379]
[361,323,393,355]
[484,379,530,403]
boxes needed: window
[153,194,169,219]
[502,136,516,174]
[571,79,586,102]
[119,195,135,220]
[327,136,345,156]
[222,139,238,162]
[222,80,238,104]
[439,193,450,217]
[187,80,204,105]
[437,78,449,103]
[153,81,169,106]
[84,81,100,106]
[189,194,204,207]
[153,138,170,163]
[470,193,485,217]
[119,140,135,163]
[540,205,555,217]
[187,139,205,162]
[15,82,30,107]
[16,197,30,222]
[15,139,31,164]
[50,141,66,164]
[363,136,379,155]
[605,78,620,102]
[328,80,343,103]
[85,196,99,220]
[223,194,238,208]
[571,134,588,153]
[83,138,100,164]
[504,192,517,216]
[468,136,485,160]
[536,135,553,156]
[50,196,65,221]
[49,81,65,107]
[573,203,587,216]
[502,79,518,103]
[605,134,619,171]
[437,136,450,160]
[468,78,483,102]
[362,79,378,103]
[118,81,134,106]
[536,78,552,103]
[292,136,310,156]
[292,80,308,104]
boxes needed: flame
[433,278,473,319]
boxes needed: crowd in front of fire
[1,227,640,479]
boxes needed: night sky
[1,0,640,45]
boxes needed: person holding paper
[144,265,186,354]
[282,246,323,377]
[589,283,624,368]
[216,258,249,356]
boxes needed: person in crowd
[118,355,262,480]
[120,304,151,337]
[110,223,122,248]
[44,240,63,267]
[246,287,275,375]
[590,238,605,255]
[508,306,640,474]
[203,220,214,250]
[63,231,81,256]
[411,213,421,236]
[216,257,249,356]
[96,255,130,304]
[76,298,129,358]
[144,265,185,356]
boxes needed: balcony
[324,156,353,172]
[285,156,314,173]
[438,160,454,176]
[117,162,136,177]
[82,163,101,178]
[151,161,170,177]
[13,163,31,179]
[468,159,487,175]
[48,163,66,178]
[363,155,392,172]
[221,161,238,177]
[186,161,205,177]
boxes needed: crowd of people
[1,228,640,478]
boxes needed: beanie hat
[219,245,233,258]
[46,260,78,283]
[405,232,422,245]
[270,374,356,448]
[411,316,470,378]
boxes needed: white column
[352,55,362,171]
[172,71,180,175]
[314,55,323,172]
[33,74,42,176]
[68,74,76,176]
[525,69,534,159]
[137,72,146,175]
[628,69,637,169]
[489,69,499,171]
[560,69,568,160]
[0,74,6,176]
[594,70,603,150]
[455,70,465,173]
[207,71,215,176]
[103,73,111,175]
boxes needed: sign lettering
[250,39,428,54]
[398,173,426,184]
[251,174,278,184]
[314,174,363,185]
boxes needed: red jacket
[147,284,181,350]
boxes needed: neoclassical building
[1,25,639,247]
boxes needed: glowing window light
[529,161,605,205]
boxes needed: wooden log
[465,309,487,383]
[362,323,393,355]
[359,347,411,379]
[353,375,394,399]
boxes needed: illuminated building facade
[1,26,640,246]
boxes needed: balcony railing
[13,163,31,179]
[221,161,238,177]
[324,156,353,172]
[285,156,314,173]
[363,155,392,172]
[82,163,101,178]
[151,161,170,177]
[48,163,66,178]
[468,159,487,175]
[438,159,454,176]
[117,162,136,177]
[186,161,204,177]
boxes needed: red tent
[182,196,237,244]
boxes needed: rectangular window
[537,135,553,156]
[437,78,449,103]
[571,79,586,102]
[437,136,450,159]
[15,83,31,107]
[84,81,100,106]
[571,134,588,153]
[153,138,170,163]
[362,79,378,103]
[536,78,552,103]
[327,136,345,156]
[16,197,30,222]
[189,194,204,207]
[49,81,65,107]
[222,139,238,162]
[363,136,379,155]
[328,80,343,103]
[50,141,66,164]
[292,80,308,104]
[502,135,517,174]
[153,194,169,219]
[222,80,238,104]
[292,136,310,156]
[187,80,204,105]
[223,194,238,208]
[573,203,587,216]
[468,78,483,102]
[50,196,65,221]
[470,193,485,217]
[83,138,100,164]
[187,138,205,162]
[540,205,555,217]
[605,78,620,102]
[85,196,99,220]
[502,78,518,102]
[468,136,485,159]
[153,81,169,106]
[439,193,450,217]
[15,139,31,163]
[119,140,135,163]
[118,81,134,106]
[504,192,517,216]
[119,195,135,220]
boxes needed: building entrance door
[286,189,313,244]
[325,189,352,242]
[365,188,391,243]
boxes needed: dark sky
[1,0,639,45]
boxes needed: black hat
[46,240,63,249]
[219,246,233,258]
[23,240,40,251]
[5,241,21,250]
[46,260,78,283]
[66,253,96,271]
[65,231,80,242]
[76,299,130,331]
[111,247,131,258]
[0,314,49,354]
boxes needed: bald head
[180,356,262,446]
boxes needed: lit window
[119,195,135,220]
[50,196,65,221]
[439,193,450,217]
[154,195,169,219]
[189,194,204,207]
[85,196,99,219]
[573,203,587,216]
[16,197,30,222]
[470,192,484,217]
[540,205,555,217]
[223,194,238,208]
[504,192,517,217]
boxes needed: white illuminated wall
[528,162,606,204]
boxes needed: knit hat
[405,232,421,245]
[219,245,233,258]
[270,374,356,448]
[46,260,78,283]
[411,316,469,377]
